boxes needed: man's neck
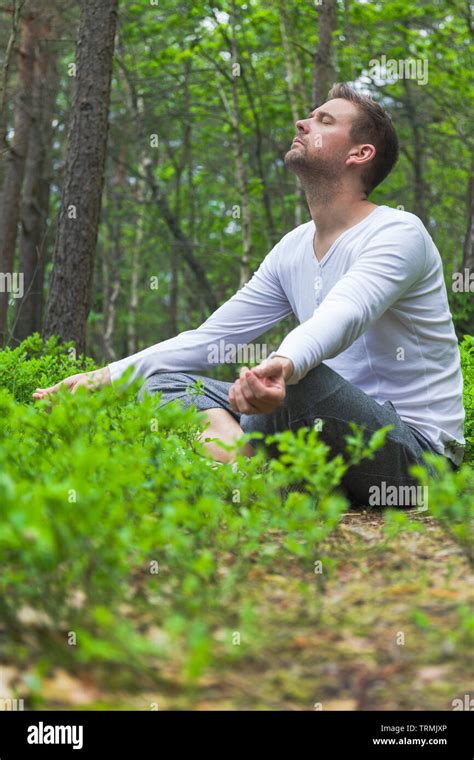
[300,181,379,261]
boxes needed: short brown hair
[327,82,399,195]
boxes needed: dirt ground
[9,509,470,711]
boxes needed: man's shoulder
[373,205,429,237]
[359,206,434,279]
[360,206,432,266]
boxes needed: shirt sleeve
[108,241,293,385]
[272,221,428,385]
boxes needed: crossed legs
[199,407,256,463]
[138,366,438,505]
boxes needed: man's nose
[295,118,309,134]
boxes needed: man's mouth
[292,137,303,147]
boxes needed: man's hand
[32,366,111,400]
[228,356,294,414]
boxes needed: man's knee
[138,371,200,402]
[286,363,339,398]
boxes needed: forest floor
[11,508,471,711]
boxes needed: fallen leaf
[428,589,459,600]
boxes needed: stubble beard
[285,144,345,204]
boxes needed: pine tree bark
[12,29,59,344]
[462,156,473,274]
[279,0,306,226]
[125,98,146,357]
[0,0,25,159]
[229,0,251,288]
[43,0,118,355]
[101,157,125,362]
[312,0,337,108]
[127,162,146,356]
[0,4,37,344]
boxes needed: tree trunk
[43,0,118,355]
[312,0,337,108]
[127,213,142,355]
[230,0,251,287]
[102,157,125,362]
[279,0,306,226]
[0,4,37,344]
[221,80,252,286]
[0,0,24,159]
[342,0,356,82]
[127,163,145,356]
[402,79,428,226]
[12,29,59,344]
[462,156,474,273]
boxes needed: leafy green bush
[449,288,474,342]
[0,341,391,691]
[0,334,472,698]
[460,335,474,463]
[411,454,473,562]
[0,332,96,404]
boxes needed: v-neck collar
[311,205,386,266]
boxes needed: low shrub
[0,334,471,695]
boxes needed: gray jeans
[139,364,443,507]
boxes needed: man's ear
[346,143,376,168]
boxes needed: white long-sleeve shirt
[108,205,465,466]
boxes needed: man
[34,83,465,506]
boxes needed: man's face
[284,98,361,182]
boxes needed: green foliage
[460,335,474,463]
[0,340,387,691]
[0,335,472,697]
[410,454,474,563]
[0,333,96,404]
[449,290,474,340]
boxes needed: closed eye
[308,112,334,125]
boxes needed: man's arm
[228,221,429,414]
[107,241,292,385]
[268,221,428,385]
[33,241,292,398]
